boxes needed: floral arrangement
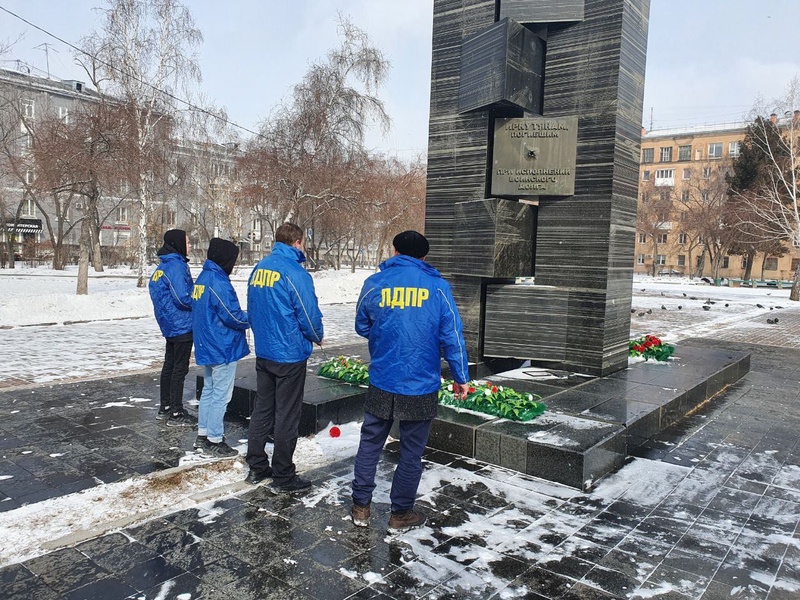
[438,379,546,421]
[629,334,674,362]
[317,356,370,386]
[317,357,546,422]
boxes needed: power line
[0,4,265,140]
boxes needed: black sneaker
[156,408,170,420]
[193,435,208,450]
[244,467,273,485]
[269,476,311,493]
[388,509,426,532]
[201,440,238,458]
[166,410,197,428]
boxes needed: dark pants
[352,411,432,513]
[246,358,307,483]
[160,339,193,413]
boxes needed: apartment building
[636,122,800,281]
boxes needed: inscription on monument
[491,117,578,197]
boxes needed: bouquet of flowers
[629,334,674,362]
[317,356,370,386]
[438,379,546,422]
[317,358,546,422]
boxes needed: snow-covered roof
[644,122,749,139]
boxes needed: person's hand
[452,382,469,401]
[316,339,324,347]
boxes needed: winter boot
[351,503,371,527]
[201,440,238,458]
[388,509,426,532]
[166,409,197,428]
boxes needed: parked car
[657,269,682,276]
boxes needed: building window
[791,258,800,272]
[708,143,723,159]
[729,141,740,157]
[678,233,688,244]
[638,233,647,244]
[25,170,34,185]
[678,145,692,161]
[657,233,668,244]
[656,254,666,265]
[642,148,654,163]
[21,99,34,119]
[677,254,686,267]
[742,256,749,269]
[765,257,778,271]
[703,167,712,179]
[24,198,36,216]
[680,211,687,222]
[642,170,650,181]
[701,192,709,203]
[655,169,675,186]
[166,210,176,227]
[58,106,69,124]
[682,168,691,180]
[680,190,690,202]
[660,147,673,162]
[641,192,649,203]
[637,254,645,265]
[116,206,128,223]
[721,256,729,269]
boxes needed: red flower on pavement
[329,426,341,438]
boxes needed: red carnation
[329,426,341,438]
[492,386,498,393]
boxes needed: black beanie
[393,230,429,259]
[158,229,188,258]
[207,238,239,275]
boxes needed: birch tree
[729,77,800,300]
[78,0,202,287]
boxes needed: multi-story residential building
[0,66,245,267]
[636,121,800,281]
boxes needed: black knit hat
[207,238,239,275]
[393,230,429,259]
[158,229,188,258]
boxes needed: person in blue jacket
[351,230,469,531]
[192,238,250,458]
[245,222,324,490]
[149,229,196,427]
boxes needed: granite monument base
[201,341,749,491]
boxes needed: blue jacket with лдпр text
[355,254,469,396]
[247,242,324,363]
[192,259,250,365]
[149,253,193,339]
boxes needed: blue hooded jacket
[247,242,324,363]
[356,254,469,395]
[192,259,250,365]
[149,253,193,339]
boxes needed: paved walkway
[1,323,800,597]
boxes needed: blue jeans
[198,362,237,443]
[352,411,432,513]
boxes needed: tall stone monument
[425,0,650,376]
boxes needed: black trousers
[160,338,193,413]
[246,357,307,483]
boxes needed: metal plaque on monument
[491,117,578,197]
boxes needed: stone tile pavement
[1,331,800,597]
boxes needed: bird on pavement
[637,312,645,317]
[661,305,667,310]
[757,304,765,308]
[702,305,711,311]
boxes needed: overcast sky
[1,0,799,155]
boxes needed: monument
[424,0,651,376]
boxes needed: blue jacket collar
[160,252,185,263]
[379,254,441,278]
[272,241,306,263]
[202,259,229,278]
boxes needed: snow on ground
[1,267,800,574]
[0,264,370,327]
[0,422,362,567]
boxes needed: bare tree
[636,182,675,276]
[78,0,202,287]
[243,16,390,268]
[728,78,800,299]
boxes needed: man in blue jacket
[149,229,195,427]
[192,238,250,458]
[245,223,324,490]
[351,230,469,531]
